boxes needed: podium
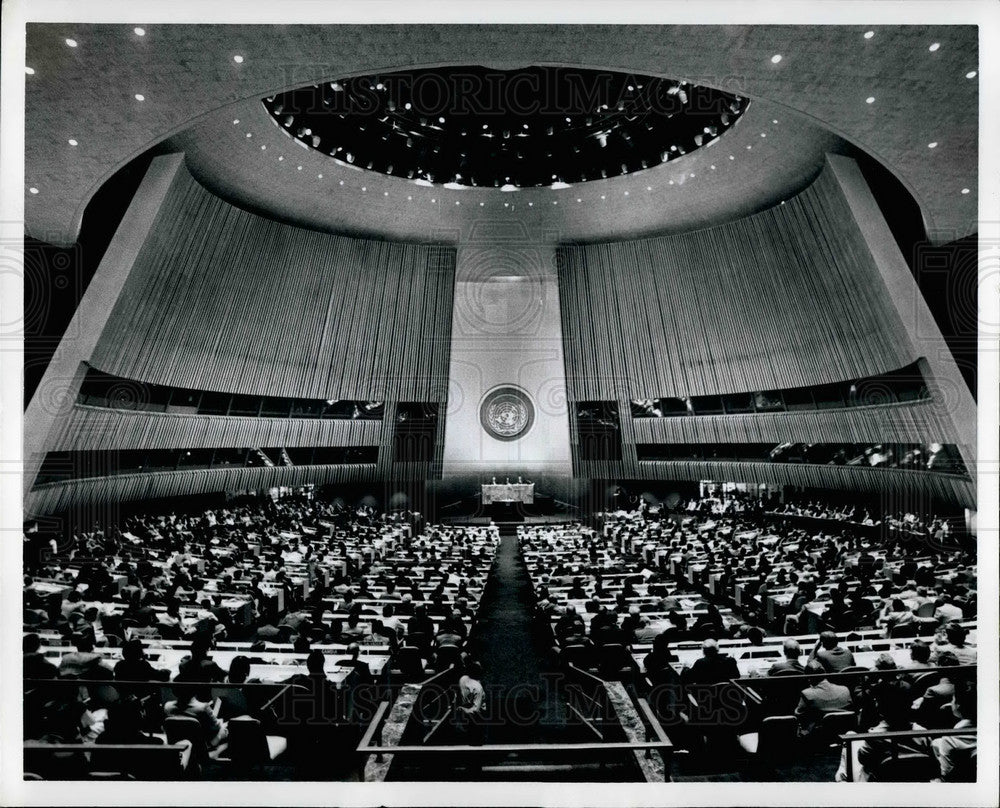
[481,482,534,504]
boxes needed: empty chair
[814,710,857,748]
[737,714,799,761]
[560,643,594,671]
[889,623,918,639]
[870,752,938,782]
[596,643,635,680]
[224,717,287,767]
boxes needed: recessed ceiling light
[297,165,302,170]
[966,70,977,79]
[928,142,938,148]
[278,156,284,161]
[385,191,390,196]
[339,180,344,185]
[65,38,78,48]
[134,93,145,101]
[961,188,970,194]
[67,139,78,146]
[623,191,629,196]
[576,198,581,202]
[772,119,778,124]
[929,43,940,52]
[25,66,35,75]
[527,201,532,206]
[770,54,782,64]
[29,187,39,194]
[646,186,652,191]
[246,133,252,138]
[746,145,752,149]
[710,165,716,170]
[233,55,244,63]
[233,119,239,125]
[317,174,322,178]
[481,202,486,206]
[864,30,875,39]
[362,186,367,192]
[866,96,875,104]
[261,145,266,150]
[761,133,766,137]
[669,180,674,185]
[134,27,146,36]
[600,194,606,200]
[552,201,557,205]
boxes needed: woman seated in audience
[931,623,977,665]
[164,683,229,750]
[878,597,916,637]
[642,632,676,684]
[835,680,930,782]
[931,678,977,782]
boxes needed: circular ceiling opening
[262,66,748,189]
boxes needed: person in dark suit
[23,633,59,680]
[334,642,372,686]
[767,639,805,675]
[794,660,853,737]
[682,639,740,686]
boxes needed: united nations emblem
[479,386,535,441]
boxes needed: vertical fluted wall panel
[558,164,915,401]
[89,165,455,402]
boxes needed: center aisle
[472,525,567,743]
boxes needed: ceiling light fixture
[866,96,875,104]
[928,142,938,148]
[966,70,977,79]
[67,138,78,146]
[770,54,782,64]
[29,187,39,194]
[864,30,875,39]
[134,27,146,36]
[25,66,35,75]
[961,188,970,194]
[233,54,244,63]
[929,43,940,52]
[134,93,145,101]
[65,38,78,48]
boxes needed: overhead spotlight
[866,96,875,104]
[25,66,35,75]
[770,54,782,63]
[233,55,244,63]
[966,70,977,79]
[65,38,78,47]
[134,93,145,101]
[864,30,874,39]
[929,43,940,52]
[134,27,146,36]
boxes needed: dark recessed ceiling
[262,66,747,189]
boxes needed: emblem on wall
[480,386,535,442]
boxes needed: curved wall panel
[51,405,383,452]
[628,401,956,445]
[25,464,380,518]
[558,163,914,401]
[579,461,975,508]
[89,164,455,402]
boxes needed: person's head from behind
[877,681,915,728]
[819,631,839,651]
[382,604,394,618]
[874,653,897,671]
[74,633,95,653]
[890,598,906,613]
[346,642,361,660]
[67,591,82,604]
[23,633,42,655]
[293,634,311,654]
[107,699,145,738]
[228,655,251,684]
[910,640,931,665]
[937,651,960,670]
[465,660,483,680]
[701,638,719,658]
[189,632,213,659]
[122,639,145,662]
[805,659,827,686]
[783,638,801,661]
[306,649,325,675]
[945,623,968,647]
[746,626,765,646]
[84,607,100,622]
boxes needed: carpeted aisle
[472,525,567,743]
